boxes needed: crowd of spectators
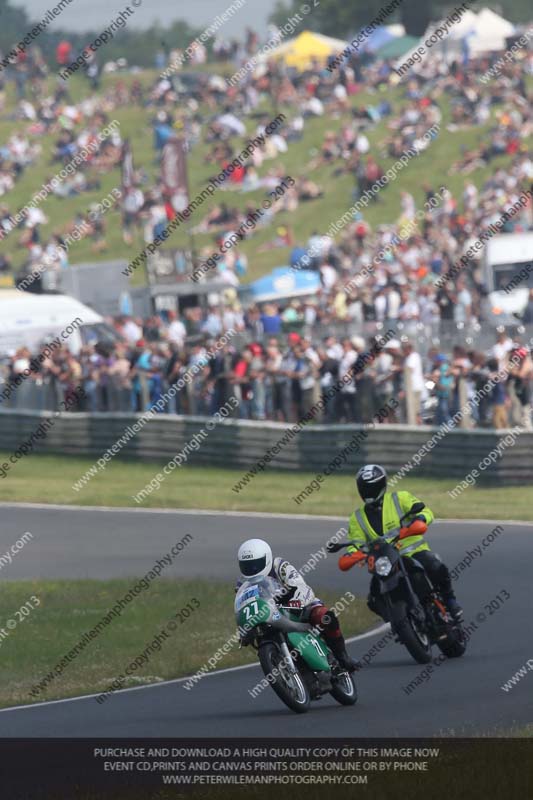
[137,32,533,317]
[0,19,531,302]
[2,317,532,430]
[0,20,532,430]
[0,21,484,294]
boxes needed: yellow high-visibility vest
[347,491,433,558]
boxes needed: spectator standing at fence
[232,347,253,419]
[212,342,237,416]
[108,345,133,411]
[166,310,187,348]
[374,341,396,419]
[264,339,283,420]
[487,358,509,429]
[131,342,152,411]
[318,342,339,423]
[507,346,533,430]
[337,339,358,422]
[454,277,473,325]
[120,316,142,345]
[165,346,186,415]
[492,330,514,371]
[436,283,456,324]
[278,335,299,422]
[293,342,317,418]
[301,335,321,407]
[402,341,425,425]
[433,354,453,426]
[147,344,167,411]
[248,343,266,420]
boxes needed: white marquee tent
[395,7,516,68]
[468,8,516,56]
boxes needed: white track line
[0,502,529,526]
[0,624,390,714]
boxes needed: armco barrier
[0,410,531,485]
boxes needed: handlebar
[327,504,426,555]
[399,502,426,525]
[327,541,348,554]
[332,519,428,571]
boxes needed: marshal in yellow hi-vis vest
[347,491,434,558]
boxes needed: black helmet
[356,464,387,506]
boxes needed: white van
[0,291,118,355]
[484,233,533,318]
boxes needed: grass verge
[2,578,374,709]
[1,452,532,521]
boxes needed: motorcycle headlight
[375,556,393,576]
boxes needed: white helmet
[238,538,273,579]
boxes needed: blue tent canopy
[244,267,321,303]
[359,26,397,53]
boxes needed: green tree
[269,0,531,39]
[0,0,36,52]
[47,19,201,69]
[270,0,388,36]
[0,0,201,69]
[496,0,533,23]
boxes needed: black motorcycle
[328,503,466,664]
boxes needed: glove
[339,551,365,571]
[327,541,345,554]
[292,585,315,607]
[406,518,427,536]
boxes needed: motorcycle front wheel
[258,642,310,713]
[330,671,358,706]
[391,601,432,664]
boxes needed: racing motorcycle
[234,577,357,713]
[328,503,466,665]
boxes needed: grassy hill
[1,66,531,286]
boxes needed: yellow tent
[266,30,348,70]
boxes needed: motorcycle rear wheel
[437,626,467,659]
[258,642,310,713]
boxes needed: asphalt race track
[0,504,531,737]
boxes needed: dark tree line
[269,0,531,38]
[0,0,200,68]
[0,0,529,69]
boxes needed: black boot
[329,637,361,672]
[444,595,463,622]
